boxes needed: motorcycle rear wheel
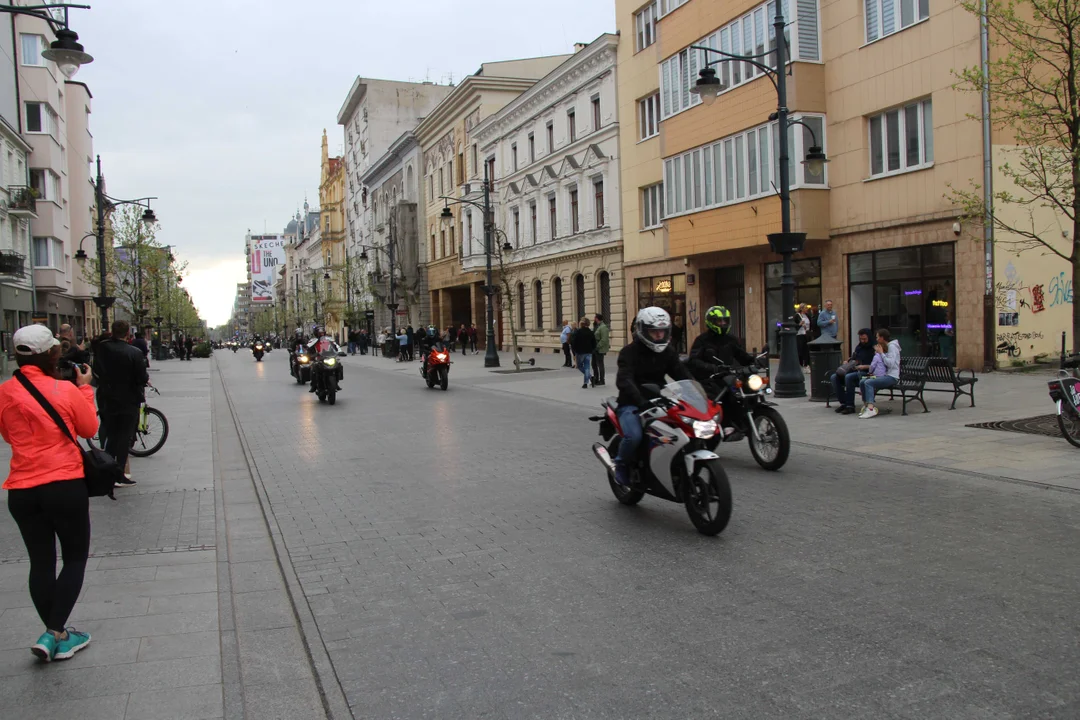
[605,437,644,505]
[748,406,790,471]
[683,459,732,536]
[1058,407,1080,448]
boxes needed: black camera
[57,358,77,381]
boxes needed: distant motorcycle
[310,349,339,404]
[290,349,311,384]
[422,344,451,390]
[1048,353,1080,448]
[252,342,264,361]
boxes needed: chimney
[574,43,587,52]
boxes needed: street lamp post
[76,157,158,334]
[439,163,500,368]
[689,4,827,398]
[356,236,399,337]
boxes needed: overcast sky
[73,0,615,327]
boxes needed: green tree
[950,0,1080,351]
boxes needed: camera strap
[13,370,84,452]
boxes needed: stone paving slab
[216,350,1080,718]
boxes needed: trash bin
[808,334,842,402]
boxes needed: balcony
[0,251,25,277]
[7,187,37,218]
[34,267,66,292]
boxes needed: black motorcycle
[704,351,790,471]
[1048,353,1080,448]
[310,349,339,404]
[252,342,264,361]
[290,348,312,385]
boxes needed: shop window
[847,243,955,361]
[636,274,687,347]
[765,258,822,354]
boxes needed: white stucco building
[336,78,452,324]
[471,35,624,352]
[359,131,424,331]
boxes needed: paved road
[216,350,1080,719]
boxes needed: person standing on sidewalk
[0,325,97,662]
[560,320,574,367]
[592,314,610,386]
[469,323,479,354]
[817,300,838,341]
[183,335,194,361]
[571,318,597,389]
[94,320,148,488]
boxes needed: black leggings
[7,479,91,632]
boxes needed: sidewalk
[345,346,1080,491]
[0,358,331,719]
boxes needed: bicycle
[90,383,170,458]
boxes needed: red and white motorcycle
[591,380,733,536]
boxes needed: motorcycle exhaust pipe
[592,443,615,473]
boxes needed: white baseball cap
[13,324,60,355]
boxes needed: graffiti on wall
[1047,271,1073,308]
[688,300,699,327]
[996,330,1045,357]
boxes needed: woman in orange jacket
[0,325,98,662]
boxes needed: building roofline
[413,75,539,143]
[63,80,92,99]
[337,76,449,125]
[359,131,418,185]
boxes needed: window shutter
[881,0,895,38]
[865,0,879,42]
[797,0,820,61]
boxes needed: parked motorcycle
[422,344,451,390]
[252,342,264,361]
[1048,353,1080,448]
[590,380,732,536]
[703,352,790,471]
[310,349,339,404]
[290,349,311,385]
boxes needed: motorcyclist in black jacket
[419,325,441,378]
[686,305,761,437]
[612,307,690,486]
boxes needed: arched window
[406,166,415,200]
[552,276,563,326]
[534,280,544,329]
[517,282,526,328]
[574,273,586,321]
[598,270,611,322]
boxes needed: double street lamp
[439,164,513,369]
[74,156,158,334]
[355,241,399,337]
[688,3,828,398]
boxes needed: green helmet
[705,305,732,335]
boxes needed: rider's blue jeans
[615,405,642,465]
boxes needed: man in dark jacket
[612,307,690,486]
[184,335,194,361]
[831,328,876,414]
[570,318,597,389]
[94,320,148,487]
[686,306,760,438]
[132,330,150,367]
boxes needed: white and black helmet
[634,306,672,353]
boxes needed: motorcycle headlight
[255,345,263,350]
[690,419,718,439]
[747,374,764,391]
[298,355,309,363]
[436,353,447,360]
[324,358,337,366]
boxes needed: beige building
[415,55,570,343]
[319,130,347,340]
[471,35,625,354]
[616,0,990,369]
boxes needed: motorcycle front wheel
[1058,406,1080,448]
[328,389,336,406]
[684,459,732,536]
[748,406,790,471]
[605,437,644,505]
[439,366,449,391]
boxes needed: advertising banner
[249,235,286,303]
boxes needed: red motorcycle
[591,380,732,536]
[422,344,451,390]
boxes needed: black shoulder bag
[14,371,118,499]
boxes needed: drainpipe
[980,0,995,371]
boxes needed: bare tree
[949,0,1080,351]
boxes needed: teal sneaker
[53,629,91,660]
[30,631,58,662]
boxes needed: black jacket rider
[615,341,690,408]
[686,332,757,388]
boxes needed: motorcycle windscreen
[662,380,712,414]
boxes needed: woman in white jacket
[858,329,901,418]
